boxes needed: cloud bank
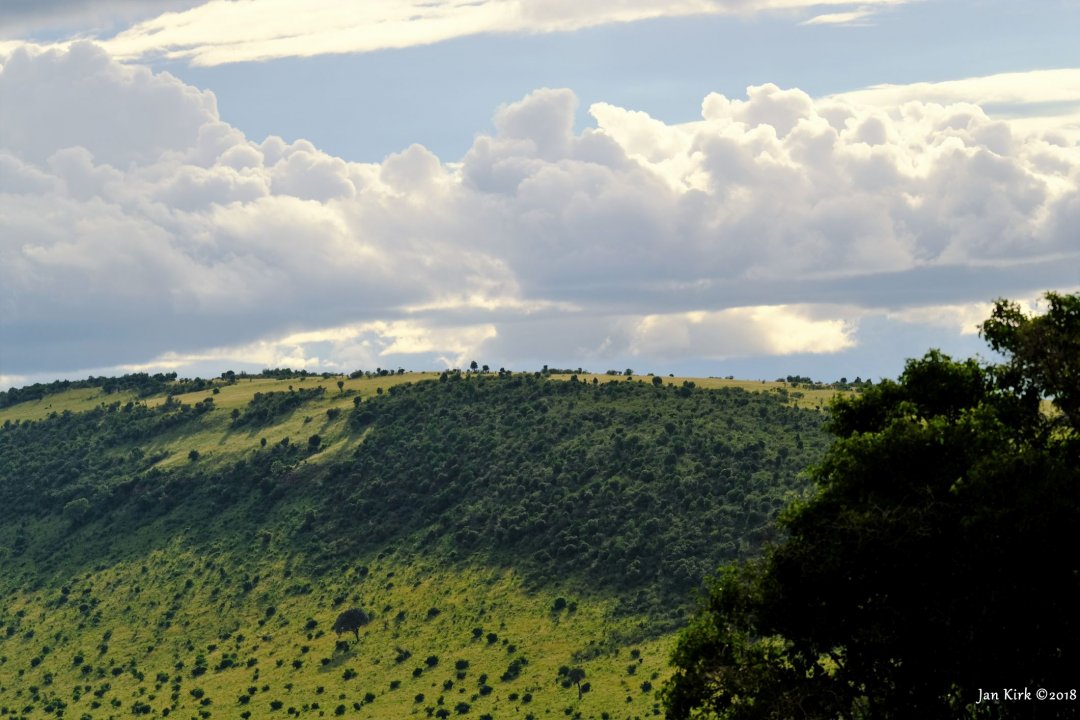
[835,68,1080,143]
[1,43,1078,377]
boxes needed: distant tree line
[0,373,212,408]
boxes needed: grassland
[2,544,672,719]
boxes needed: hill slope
[0,372,832,719]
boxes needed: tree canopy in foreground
[664,292,1080,719]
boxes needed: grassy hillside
[0,371,836,719]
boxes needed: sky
[1,0,1078,387]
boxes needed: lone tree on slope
[332,608,371,642]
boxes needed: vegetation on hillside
[0,369,830,718]
[315,374,827,616]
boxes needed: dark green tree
[664,292,1080,719]
[982,291,1080,428]
[332,608,371,642]
[558,666,587,699]
[63,497,91,525]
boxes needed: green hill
[0,371,833,719]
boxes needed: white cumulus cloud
[2,42,1078,378]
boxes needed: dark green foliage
[232,387,326,428]
[62,497,91,524]
[323,374,826,611]
[0,372,209,408]
[0,398,211,522]
[557,666,587,699]
[982,291,1080,427]
[501,657,527,682]
[331,608,370,641]
[665,293,1080,719]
